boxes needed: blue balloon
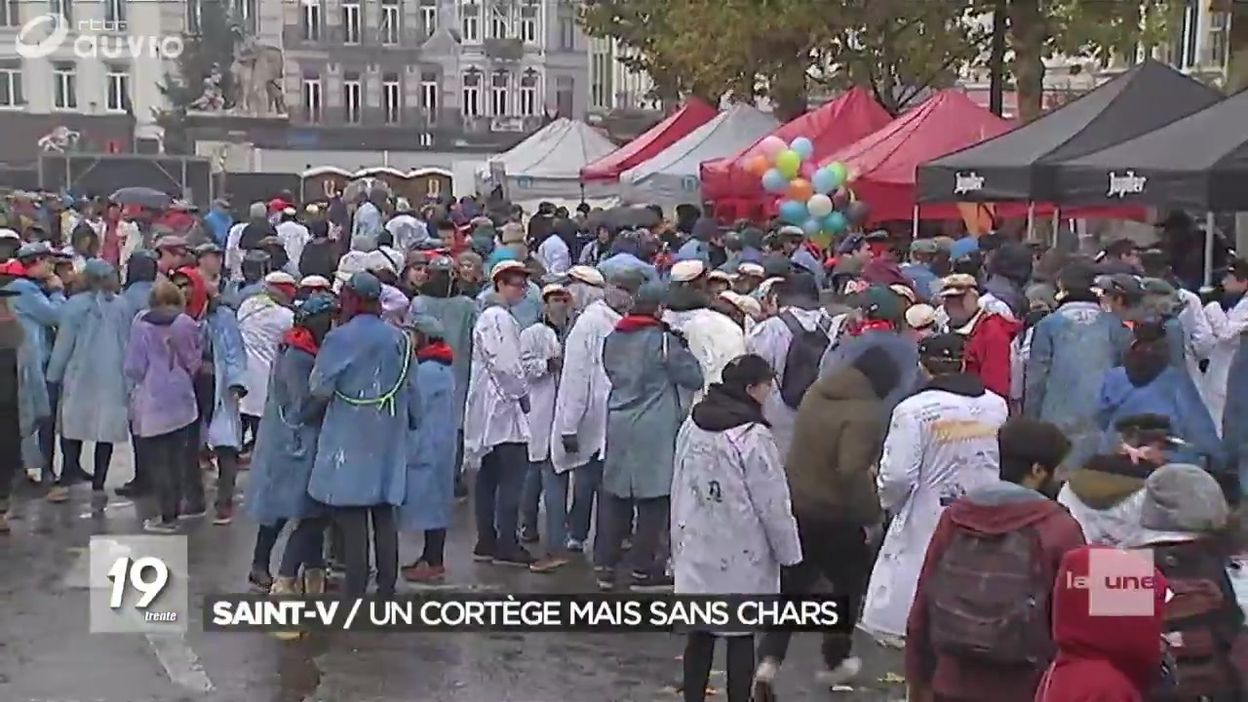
[778,199,808,225]
[811,166,841,195]
[761,168,789,194]
[822,211,847,234]
[802,218,822,236]
[790,136,814,161]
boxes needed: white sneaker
[814,656,862,687]
[751,657,780,702]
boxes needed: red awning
[580,98,718,182]
[700,87,891,220]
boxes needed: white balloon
[806,193,834,218]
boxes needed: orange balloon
[744,154,770,177]
[786,178,814,202]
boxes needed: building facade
[587,35,657,113]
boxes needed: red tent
[822,90,1017,223]
[700,87,891,221]
[580,98,718,182]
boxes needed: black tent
[1050,87,1248,211]
[916,60,1221,203]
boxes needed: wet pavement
[0,446,907,702]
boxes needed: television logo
[16,14,184,60]
[1066,548,1173,616]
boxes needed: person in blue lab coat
[45,259,131,496]
[398,315,459,584]
[246,292,336,594]
[306,272,415,597]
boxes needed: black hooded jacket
[691,383,768,432]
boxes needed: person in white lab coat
[275,208,311,274]
[535,227,572,276]
[1202,258,1248,428]
[518,284,574,573]
[663,259,746,396]
[549,270,639,553]
[463,260,533,566]
[236,272,296,435]
[859,333,1008,645]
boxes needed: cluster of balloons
[745,135,867,238]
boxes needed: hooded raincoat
[1056,453,1148,547]
[123,307,202,437]
[2,276,63,465]
[1098,352,1221,468]
[462,304,529,461]
[306,314,414,507]
[1025,298,1131,469]
[671,384,802,595]
[601,317,704,499]
[860,374,1009,641]
[408,287,479,431]
[551,299,620,473]
[46,284,132,443]
[201,301,248,449]
[400,343,458,532]
[237,291,295,417]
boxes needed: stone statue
[190,63,225,111]
[228,38,287,117]
[37,126,81,153]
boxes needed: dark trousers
[213,447,239,508]
[519,459,543,535]
[142,423,194,522]
[757,518,870,668]
[568,457,603,543]
[38,381,60,483]
[129,435,147,488]
[594,493,668,576]
[334,505,398,597]
[253,520,287,572]
[0,409,19,512]
[683,632,754,702]
[181,421,206,511]
[422,529,447,567]
[278,517,328,578]
[61,440,114,490]
[473,442,527,557]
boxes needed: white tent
[620,104,779,210]
[475,118,618,203]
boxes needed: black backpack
[778,311,835,409]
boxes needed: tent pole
[1204,211,1215,289]
[1026,201,1035,241]
[912,203,919,239]
[1051,207,1060,248]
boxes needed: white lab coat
[745,308,842,458]
[463,305,531,459]
[1057,484,1143,548]
[551,300,620,473]
[663,307,746,393]
[1202,297,1248,428]
[859,383,1009,640]
[225,221,248,281]
[520,322,562,462]
[236,294,295,417]
[536,235,571,275]
[276,220,311,272]
[1176,287,1216,408]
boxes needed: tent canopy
[620,104,778,210]
[474,118,618,201]
[822,90,1012,222]
[1052,87,1248,211]
[580,99,717,182]
[700,87,891,214]
[918,60,1221,203]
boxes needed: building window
[381,0,401,45]
[490,1,509,39]
[232,0,256,33]
[462,69,481,118]
[557,5,575,51]
[418,132,433,147]
[490,70,508,116]
[591,50,611,109]
[426,178,442,198]
[303,75,322,123]
[1209,11,1230,69]
[54,63,76,110]
[383,73,401,124]
[420,0,436,35]
[0,67,23,108]
[555,75,573,117]
[519,0,538,43]
[105,0,125,23]
[0,0,18,27]
[519,70,537,116]
[50,0,71,22]
[460,2,479,42]
[421,71,438,124]
[186,0,200,33]
[106,68,130,112]
[301,0,321,40]
[342,0,361,44]
[343,73,362,124]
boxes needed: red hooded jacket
[1034,546,1166,702]
[906,482,1087,701]
[960,310,1020,399]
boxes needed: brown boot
[269,576,302,596]
[302,568,327,595]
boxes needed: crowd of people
[0,184,1245,701]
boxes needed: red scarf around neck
[282,326,320,355]
[417,340,454,364]
[615,314,664,332]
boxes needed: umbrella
[587,206,662,231]
[110,187,173,209]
